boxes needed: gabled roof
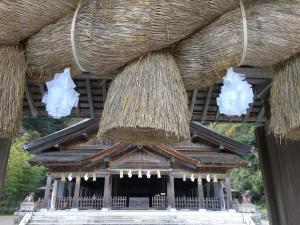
[24,119,254,157]
[190,122,254,156]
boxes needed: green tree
[4,131,46,198]
[208,123,264,206]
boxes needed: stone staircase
[26,210,251,225]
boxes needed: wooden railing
[175,197,221,210]
[34,198,44,211]
[204,198,221,210]
[56,197,73,210]
[151,196,167,209]
[112,196,127,208]
[175,197,200,209]
[79,197,103,209]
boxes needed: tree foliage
[208,123,264,206]
[4,131,46,198]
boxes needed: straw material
[175,0,300,90]
[0,46,27,138]
[270,54,300,140]
[26,0,240,81]
[0,0,78,45]
[98,51,190,144]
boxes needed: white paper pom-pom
[216,68,254,116]
[42,68,80,119]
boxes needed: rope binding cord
[71,0,87,72]
[239,0,248,66]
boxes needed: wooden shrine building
[24,119,253,211]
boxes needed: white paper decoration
[42,68,79,119]
[217,68,254,116]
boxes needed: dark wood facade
[24,120,252,210]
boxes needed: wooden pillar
[50,180,58,210]
[225,176,233,209]
[218,181,225,210]
[167,173,175,209]
[103,173,112,208]
[43,176,52,208]
[213,179,221,209]
[72,175,81,208]
[197,179,205,208]
[0,138,11,194]
[256,126,300,225]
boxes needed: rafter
[256,104,265,123]
[189,89,198,120]
[24,81,38,117]
[202,86,213,122]
[85,78,95,118]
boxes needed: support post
[167,173,175,209]
[50,180,58,210]
[218,181,225,210]
[213,180,221,209]
[197,179,205,208]
[256,126,300,225]
[225,176,233,209]
[43,176,52,209]
[0,138,11,194]
[72,175,81,208]
[103,173,112,209]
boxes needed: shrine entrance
[111,175,168,209]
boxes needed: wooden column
[197,179,205,208]
[218,181,225,210]
[213,180,221,209]
[167,173,175,209]
[43,176,52,208]
[0,138,11,194]
[225,176,233,209]
[256,126,300,225]
[103,173,112,208]
[72,175,81,208]
[50,180,58,210]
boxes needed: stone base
[101,208,110,212]
[168,208,177,212]
[19,202,34,212]
[238,204,256,213]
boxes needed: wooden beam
[202,86,213,122]
[24,81,38,117]
[256,104,265,123]
[0,138,12,194]
[102,80,107,102]
[85,79,95,118]
[257,83,271,99]
[243,90,257,122]
[215,109,220,122]
[189,89,198,120]
[233,67,273,79]
[39,84,45,95]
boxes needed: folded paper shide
[217,68,254,116]
[42,68,79,119]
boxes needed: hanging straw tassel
[0,46,27,138]
[26,0,241,82]
[270,54,300,140]
[174,0,300,90]
[98,51,190,144]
